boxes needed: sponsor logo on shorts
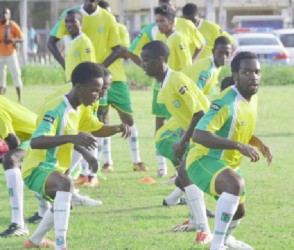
[179,45,185,50]
[43,115,55,124]
[240,121,247,126]
[221,212,233,223]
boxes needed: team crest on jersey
[211,103,221,111]
[221,212,233,223]
[179,86,188,95]
[74,51,80,57]
[98,26,104,33]
[173,100,181,108]
[43,115,54,124]
[85,48,91,53]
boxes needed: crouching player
[22,62,130,249]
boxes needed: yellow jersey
[22,95,103,179]
[186,86,258,169]
[157,69,210,131]
[0,96,36,142]
[64,33,96,82]
[181,56,222,95]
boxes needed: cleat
[0,223,29,237]
[206,208,215,218]
[163,198,186,206]
[74,175,89,185]
[102,163,113,172]
[24,238,55,248]
[157,168,167,178]
[225,235,254,250]
[26,212,43,224]
[83,175,99,187]
[172,220,197,232]
[194,230,212,245]
[72,192,102,206]
[133,162,148,172]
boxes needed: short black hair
[154,5,176,20]
[214,36,231,48]
[98,0,110,9]
[142,40,170,62]
[182,3,198,16]
[231,51,258,73]
[71,62,104,85]
[221,76,234,91]
[66,9,83,22]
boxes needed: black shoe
[26,212,43,224]
[0,223,29,237]
[163,198,186,206]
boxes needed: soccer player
[0,96,36,237]
[181,36,232,96]
[182,3,235,60]
[64,9,95,82]
[0,8,24,102]
[185,52,273,249]
[128,0,205,177]
[141,41,212,244]
[22,62,130,250]
[93,0,147,172]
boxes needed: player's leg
[152,84,169,177]
[109,81,147,171]
[0,59,7,94]
[7,51,23,103]
[0,148,28,237]
[26,193,50,224]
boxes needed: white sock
[54,191,72,250]
[184,184,210,233]
[34,193,50,217]
[164,187,184,205]
[127,125,141,163]
[96,137,104,165]
[81,159,89,176]
[224,219,241,243]
[103,137,113,164]
[29,208,53,245]
[69,151,83,173]
[5,168,24,227]
[156,151,167,170]
[211,192,240,249]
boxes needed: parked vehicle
[273,29,294,65]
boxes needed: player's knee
[174,176,184,191]
[2,151,20,170]
[227,175,244,196]
[58,176,74,192]
[216,169,244,196]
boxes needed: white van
[274,29,294,65]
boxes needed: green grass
[0,85,293,249]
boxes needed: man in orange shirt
[0,8,23,103]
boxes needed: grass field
[0,85,293,250]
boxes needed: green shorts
[24,163,59,203]
[152,85,171,119]
[155,128,183,167]
[187,156,246,203]
[99,81,132,114]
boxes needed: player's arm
[47,36,65,69]
[5,23,23,44]
[91,124,130,139]
[4,134,20,150]
[173,110,204,163]
[102,45,121,68]
[249,135,273,165]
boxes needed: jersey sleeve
[106,15,120,49]
[32,110,59,138]
[187,23,205,52]
[128,25,153,55]
[118,24,130,48]
[196,101,229,132]
[0,110,14,139]
[78,106,103,133]
[11,21,23,39]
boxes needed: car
[273,29,294,65]
[232,32,290,64]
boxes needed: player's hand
[84,155,99,173]
[71,132,98,150]
[257,143,273,165]
[238,143,260,162]
[117,123,131,139]
[172,142,187,164]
